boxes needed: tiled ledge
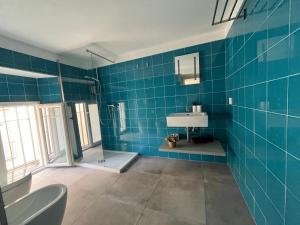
[159,139,226,157]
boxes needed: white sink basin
[166,112,208,127]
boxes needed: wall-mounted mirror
[175,52,200,85]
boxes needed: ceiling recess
[212,0,247,26]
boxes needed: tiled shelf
[159,139,225,157]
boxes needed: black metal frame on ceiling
[212,0,248,26]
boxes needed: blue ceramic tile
[0,82,8,96]
[162,52,174,64]
[7,75,24,84]
[201,68,212,81]
[287,117,300,159]
[198,43,211,56]
[212,52,225,67]
[254,83,267,110]
[286,155,300,200]
[23,77,36,85]
[267,113,286,150]
[0,48,14,67]
[213,79,225,92]
[255,135,267,165]
[31,56,46,73]
[254,57,267,83]
[254,203,266,225]
[184,45,197,54]
[225,0,300,223]
[288,75,300,117]
[0,74,7,82]
[96,40,227,162]
[267,0,290,46]
[256,187,284,225]
[245,35,259,63]
[267,38,289,80]
[266,171,285,216]
[267,78,287,114]
[252,156,266,189]
[26,95,39,101]
[211,40,225,54]
[45,60,59,75]
[285,190,300,225]
[24,84,38,96]
[290,0,300,33]
[8,83,25,95]
[244,60,255,85]
[289,30,300,75]
[10,95,26,102]
[211,66,225,80]
[13,52,31,70]
[267,142,286,183]
[201,55,212,68]
[245,86,254,108]
[152,54,163,66]
[255,111,267,138]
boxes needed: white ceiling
[0,0,237,69]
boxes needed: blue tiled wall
[63,80,96,102]
[0,46,92,103]
[226,0,300,224]
[37,77,62,103]
[0,74,39,102]
[98,40,227,162]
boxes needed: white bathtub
[1,173,32,206]
[5,184,67,225]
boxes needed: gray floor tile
[130,157,168,174]
[162,159,204,180]
[31,157,255,225]
[137,208,198,225]
[202,163,236,184]
[71,170,120,196]
[62,187,96,225]
[205,180,256,225]
[147,175,206,225]
[105,170,160,207]
[72,195,142,225]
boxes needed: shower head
[84,76,99,82]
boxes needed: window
[75,102,101,149]
[118,102,126,133]
[40,105,67,164]
[75,103,89,147]
[0,104,42,174]
[88,104,101,143]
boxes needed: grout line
[134,171,162,225]
[227,0,288,64]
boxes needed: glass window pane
[19,120,35,162]
[75,103,89,147]
[6,121,24,168]
[0,104,42,173]
[17,106,29,120]
[88,104,101,143]
[5,107,17,121]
